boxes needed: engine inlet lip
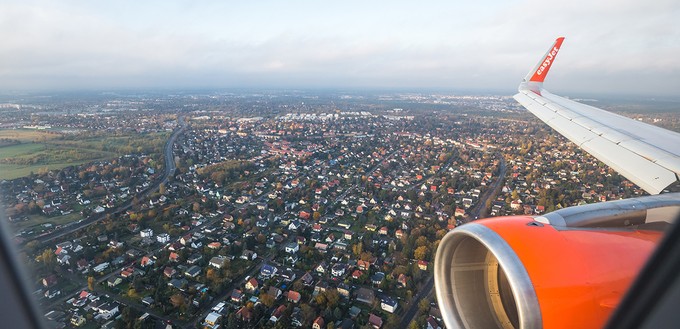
[435,223,542,329]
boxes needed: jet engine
[434,194,680,329]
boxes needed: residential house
[245,277,260,292]
[339,319,354,329]
[164,267,177,278]
[187,253,203,265]
[426,316,442,329]
[314,281,329,296]
[236,306,253,322]
[315,262,328,274]
[299,272,314,286]
[356,287,375,305]
[107,276,122,287]
[288,220,301,231]
[204,312,221,328]
[168,278,188,290]
[315,242,328,253]
[76,259,89,271]
[398,273,408,288]
[42,274,58,288]
[140,256,154,268]
[368,313,383,329]
[270,305,287,323]
[371,272,385,286]
[241,249,258,261]
[209,256,227,269]
[267,286,282,300]
[140,228,153,238]
[337,283,351,299]
[332,263,346,277]
[381,296,398,313]
[185,265,201,278]
[280,268,296,282]
[231,289,244,303]
[284,242,299,254]
[357,260,370,271]
[287,290,301,303]
[312,316,325,329]
[261,264,278,278]
[343,230,354,240]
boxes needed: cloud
[0,0,678,96]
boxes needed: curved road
[36,116,187,245]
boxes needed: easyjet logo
[536,46,560,76]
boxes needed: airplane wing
[513,37,680,195]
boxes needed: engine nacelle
[434,215,664,329]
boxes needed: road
[401,274,435,327]
[466,155,507,223]
[36,117,187,245]
[401,155,507,327]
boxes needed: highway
[36,116,187,246]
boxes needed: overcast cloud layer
[1,0,679,96]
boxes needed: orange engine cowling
[434,194,680,329]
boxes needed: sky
[1,0,679,97]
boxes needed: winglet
[520,37,565,94]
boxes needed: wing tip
[528,37,565,83]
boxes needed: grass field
[0,142,116,180]
[11,212,83,233]
[0,129,168,179]
[0,129,60,142]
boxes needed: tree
[414,246,429,261]
[325,290,340,308]
[418,298,431,314]
[352,242,363,257]
[301,304,316,326]
[260,293,275,307]
[315,293,327,307]
[87,276,95,291]
[170,293,185,308]
[159,183,166,195]
[386,314,401,328]
[38,248,56,271]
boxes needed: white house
[156,233,170,244]
[284,242,299,254]
[381,297,398,313]
[140,229,153,238]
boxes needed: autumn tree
[414,246,429,261]
[260,292,275,307]
[37,248,56,271]
[88,276,95,291]
[170,293,185,308]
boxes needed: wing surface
[514,37,680,194]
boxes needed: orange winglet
[529,37,565,83]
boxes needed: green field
[0,142,116,180]
[12,212,83,233]
[0,129,169,179]
[0,129,60,142]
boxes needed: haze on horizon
[1,0,679,97]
